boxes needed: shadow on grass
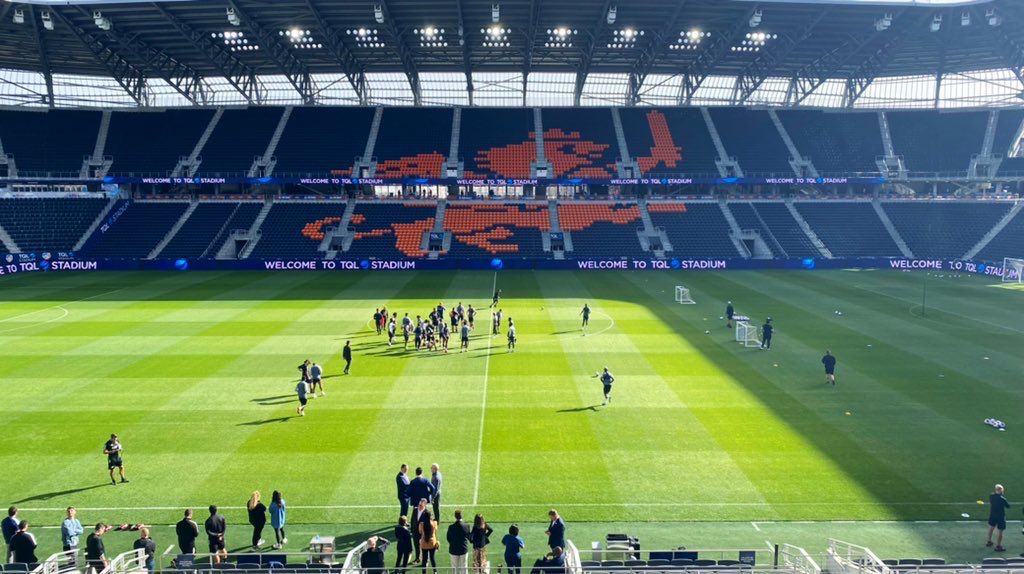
[15,483,109,503]
[556,404,601,413]
[251,395,293,402]
[333,526,395,551]
[238,416,294,426]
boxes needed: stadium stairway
[884,201,1013,260]
[0,221,19,253]
[784,201,833,258]
[965,201,1024,261]
[796,201,902,258]
[74,197,119,252]
[148,202,199,258]
[234,201,275,259]
[870,199,914,258]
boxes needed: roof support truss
[626,0,687,106]
[305,0,367,105]
[677,5,761,105]
[455,0,473,105]
[51,8,148,105]
[152,3,266,105]
[26,5,54,107]
[732,9,828,104]
[377,0,421,105]
[573,0,614,106]
[226,0,318,104]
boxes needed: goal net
[1002,258,1024,283]
[675,285,696,304]
[735,320,760,348]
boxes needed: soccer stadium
[1,0,1024,573]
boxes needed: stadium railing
[777,544,820,574]
[826,539,891,574]
[32,548,80,574]
[99,548,146,574]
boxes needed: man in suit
[446,509,471,574]
[408,467,435,513]
[411,499,430,563]
[545,510,565,550]
[396,464,411,519]
[360,536,390,574]
[430,464,443,520]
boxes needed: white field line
[0,306,67,334]
[472,272,497,506]
[18,502,995,512]
[851,283,1024,335]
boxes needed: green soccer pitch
[1,269,1022,562]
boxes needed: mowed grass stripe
[536,271,779,522]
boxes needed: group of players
[371,292,518,354]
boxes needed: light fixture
[672,29,708,50]
[874,13,892,32]
[749,9,762,28]
[93,10,111,31]
[960,10,970,26]
[417,26,447,47]
[347,27,383,48]
[987,8,1002,26]
[930,13,942,32]
[12,8,24,25]
[606,5,617,25]
[492,4,500,23]
[373,4,384,24]
[41,11,53,30]
[546,27,576,48]
[226,7,241,27]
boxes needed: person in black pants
[247,491,267,550]
[175,509,199,555]
[411,499,429,563]
[501,525,524,574]
[822,350,837,387]
[394,516,413,572]
[545,510,565,550]
[396,464,411,519]
[760,318,773,350]
[343,341,353,375]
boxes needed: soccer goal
[675,285,696,304]
[735,320,761,348]
[1002,258,1024,283]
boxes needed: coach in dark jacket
[176,509,199,554]
[545,510,565,550]
[396,464,411,518]
[447,510,471,572]
[360,536,389,574]
[394,517,413,571]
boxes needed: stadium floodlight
[226,7,241,27]
[12,8,24,25]
[961,10,970,26]
[749,9,762,28]
[987,8,1002,26]
[41,11,53,31]
[374,4,384,24]
[1002,258,1024,284]
[93,10,111,31]
[930,14,942,32]
[492,3,500,23]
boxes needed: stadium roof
[0,0,1022,107]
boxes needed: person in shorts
[460,322,471,353]
[986,484,1010,551]
[296,381,308,417]
[309,362,324,396]
[104,434,128,485]
[205,506,227,564]
[822,350,837,386]
[599,368,614,406]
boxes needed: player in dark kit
[490,289,502,308]
[467,305,476,328]
[343,341,353,375]
[986,484,1010,551]
[760,318,773,350]
[599,368,614,406]
[460,322,471,352]
[297,360,311,384]
[580,304,591,334]
[104,434,128,485]
[373,309,383,335]
[440,323,450,354]
[726,301,735,328]
[821,350,837,386]
[388,316,397,347]
[414,321,423,351]
[403,322,411,349]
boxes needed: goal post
[1002,258,1024,283]
[735,319,761,348]
[675,285,696,304]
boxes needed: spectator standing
[430,464,443,521]
[133,528,157,573]
[175,509,199,554]
[446,510,471,574]
[545,510,565,550]
[247,491,267,551]
[501,525,525,574]
[987,484,1011,552]
[61,507,84,567]
[360,536,390,574]
[85,524,108,574]
[10,521,37,565]
[470,515,493,574]
[2,506,19,563]
[396,464,411,519]
[412,499,429,563]
[269,491,288,549]
[418,510,438,574]
[409,468,435,514]
[394,516,413,572]
[204,505,227,564]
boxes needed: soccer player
[460,322,471,353]
[440,322,450,354]
[374,309,383,335]
[492,312,501,336]
[298,360,311,385]
[986,484,1010,551]
[456,302,465,324]
[104,434,128,485]
[490,288,502,308]
[309,362,324,396]
[414,321,423,351]
[760,318,773,350]
[343,341,353,375]
[822,350,837,386]
[450,308,459,329]
[599,368,614,406]
[726,301,735,328]
[580,304,591,334]
[425,323,435,351]
[388,316,397,347]
[295,379,308,417]
[507,320,516,353]
[467,305,476,329]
